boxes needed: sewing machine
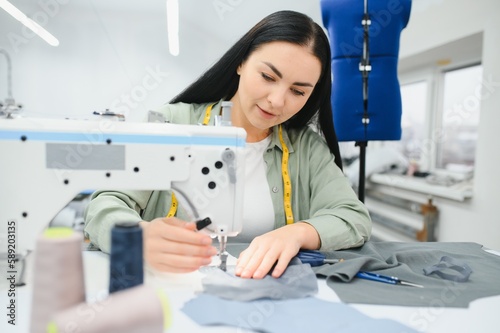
[0,116,246,274]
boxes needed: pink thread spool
[30,228,85,333]
[48,285,170,333]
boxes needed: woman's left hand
[235,222,320,279]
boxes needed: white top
[232,135,275,243]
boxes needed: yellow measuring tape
[202,103,214,126]
[278,125,294,225]
[166,104,294,225]
[166,194,177,218]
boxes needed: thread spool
[30,227,85,333]
[47,285,171,333]
[109,222,143,293]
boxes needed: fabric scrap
[199,258,317,301]
[182,294,419,333]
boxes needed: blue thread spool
[109,221,143,293]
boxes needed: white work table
[2,250,500,333]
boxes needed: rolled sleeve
[291,128,372,251]
[84,190,151,253]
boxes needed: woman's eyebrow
[262,61,314,87]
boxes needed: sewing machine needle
[218,235,228,272]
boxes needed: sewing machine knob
[221,149,236,183]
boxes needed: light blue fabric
[182,294,418,333]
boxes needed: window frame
[398,59,482,174]
[432,62,482,171]
[398,69,434,170]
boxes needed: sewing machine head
[0,117,246,255]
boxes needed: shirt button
[272,186,279,193]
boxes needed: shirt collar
[269,125,295,154]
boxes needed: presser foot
[219,252,228,272]
[217,235,228,272]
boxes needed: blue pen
[356,271,424,288]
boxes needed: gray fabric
[312,241,500,308]
[199,258,318,301]
[182,294,419,333]
[226,242,248,257]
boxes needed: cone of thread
[48,285,169,333]
[109,221,143,293]
[30,227,85,333]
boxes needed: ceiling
[0,0,323,50]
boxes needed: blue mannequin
[321,0,411,201]
[320,0,412,142]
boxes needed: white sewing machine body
[0,117,246,253]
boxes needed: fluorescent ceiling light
[166,0,179,56]
[0,0,59,47]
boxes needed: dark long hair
[170,10,342,170]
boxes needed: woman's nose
[267,87,286,109]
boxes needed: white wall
[399,0,500,249]
[0,0,321,121]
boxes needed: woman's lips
[257,106,276,119]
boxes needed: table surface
[2,249,500,333]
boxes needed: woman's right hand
[140,217,218,273]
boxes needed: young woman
[84,10,371,279]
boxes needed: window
[436,65,483,172]
[392,80,428,161]
[380,63,482,175]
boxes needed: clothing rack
[365,188,439,242]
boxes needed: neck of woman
[244,128,272,143]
